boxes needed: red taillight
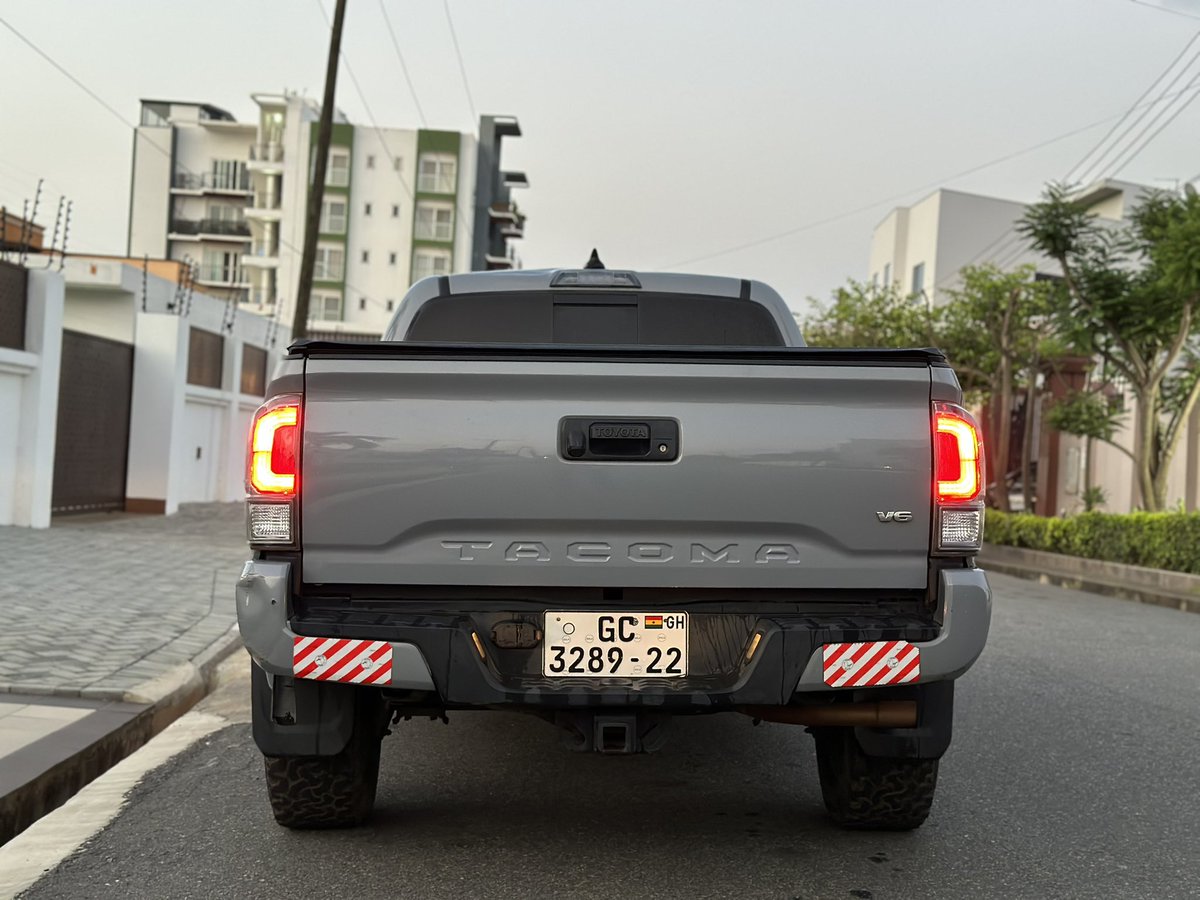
[934,403,982,503]
[249,401,300,495]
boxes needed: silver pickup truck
[237,265,991,832]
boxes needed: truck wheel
[264,695,384,829]
[812,727,938,831]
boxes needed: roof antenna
[584,248,605,270]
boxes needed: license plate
[542,611,688,678]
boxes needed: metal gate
[51,330,134,513]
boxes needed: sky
[2,0,1200,313]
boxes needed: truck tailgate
[299,348,936,590]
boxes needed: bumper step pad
[292,636,393,685]
[822,640,920,688]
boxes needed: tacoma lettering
[442,541,804,564]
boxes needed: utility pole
[291,0,347,341]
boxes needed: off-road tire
[813,727,938,831]
[264,696,384,829]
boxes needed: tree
[804,280,935,349]
[807,273,1060,510]
[938,265,1061,511]
[1019,183,1200,511]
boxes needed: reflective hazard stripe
[822,640,920,688]
[292,636,393,685]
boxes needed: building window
[387,299,395,312]
[240,344,268,396]
[412,248,453,282]
[211,159,248,192]
[361,250,370,263]
[391,204,400,218]
[187,327,224,388]
[314,245,344,280]
[389,252,397,265]
[366,154,376,169]
[359,297,367,311]
[200,249,244,284]
[912,262,926,296]
[326,149,350,187]
[320,198,347,234]
[414,202,454,241]
[883,262,892,286]
[871,273,879,289]
[311,292,342,321]
[393,156,403,172]
[417,153,457,193]
[206,203,243,222]
[364,202,372,216]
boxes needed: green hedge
[985,509,1200,575]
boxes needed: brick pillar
[1035,355,1093,516]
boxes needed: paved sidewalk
[0,503,249,844]
[0,503,247,698]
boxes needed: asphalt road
[21,573,1200,900]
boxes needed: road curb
[0,626,243,846]
[981,544,1200,614]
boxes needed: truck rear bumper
[237,562,990,707]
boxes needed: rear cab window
[404,292,786,346]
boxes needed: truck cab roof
[383,269,805,346]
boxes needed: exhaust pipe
[738,701,917,728]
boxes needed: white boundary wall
[0,257,289,526]
[0,269,64,527]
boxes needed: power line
[1066,27,1200,184]
[442,0,478,125]
[0,5,379,325]
[1108,68,1200,176]
[1127,0,1200,21]
[933,75,1200,290]
[315,0,474,246]
[1073,44,1200,185]
[0,14,135,130]
[658,101,1182,270]
[313,0,414,202]
[989,75,1200,268]
[378,0,428,128]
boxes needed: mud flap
[850,681,954,760]
[251,661,358,758]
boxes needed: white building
[128,96,528,340]
[868,180,1159,307]
[869,188,1048,306]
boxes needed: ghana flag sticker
[644,615,664,629]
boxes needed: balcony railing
[485,244,518,270]
[499,216,525,239]
[198,265,248,284]
[247,242,278,257]
[488,202,519,222]
[249,143,283,163]
[248,288,275,306]
[169,218,251,238]
[172,171,251,192]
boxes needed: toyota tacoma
[237,262,991,831]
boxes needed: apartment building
[127,95,527,339]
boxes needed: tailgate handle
[559,418,679,462]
